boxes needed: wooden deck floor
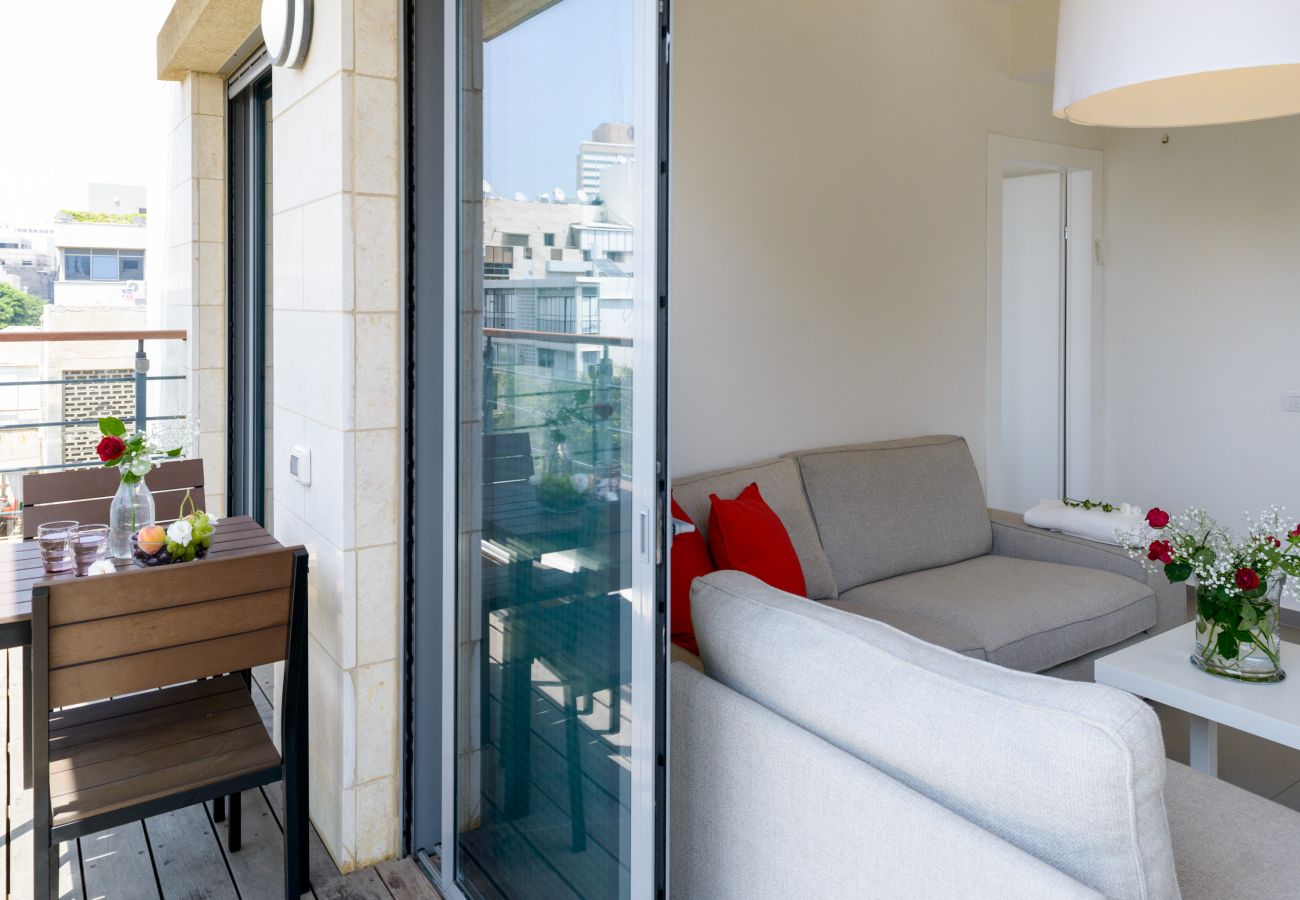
[0,653,440,900]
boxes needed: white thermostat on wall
[290,445,312,486]
[262,0,313,68]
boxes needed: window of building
[0,366,40,426]
[536,348,555,368]
[484,245,512,279]
[536,290,575,333]
[485,290,518,329]
[63,248,144,281]
[501,233,529,247]
[550,248,563,261]
[542,232,555,247]
[581,290,600,334]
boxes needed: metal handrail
[0,329,188,343]
[0,330,190,487]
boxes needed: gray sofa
[672,571,1300,899]
[672,434,1184,678]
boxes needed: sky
[0,0,173,224]
[0,0,633,219]
[484,0,636,200]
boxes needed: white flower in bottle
[167,519,194,547]
[130,458,152,477]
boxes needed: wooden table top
[0,517,280,641]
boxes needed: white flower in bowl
[167,519,194,547]
[87,559,116,576]
[571,473,591,493]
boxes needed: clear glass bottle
[108,478,155,560]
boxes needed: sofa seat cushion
[1165,760,1300,899]
[789,435,992,590]
[672,457,837,600]
[691,570,1179,900]
[822,597,987,660]
[841,555,1157,672]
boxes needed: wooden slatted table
[0,517,283,785]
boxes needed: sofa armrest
[989,509,1186,634]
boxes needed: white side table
[1095,622,1300,776]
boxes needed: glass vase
[109,478,155,560]
[1193,577,1286,683]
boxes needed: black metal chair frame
[30,549,311,900]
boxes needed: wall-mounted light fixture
[262,0,313,68]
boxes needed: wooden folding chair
[21,457,208,538]
[30,545,309,900]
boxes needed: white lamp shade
[1054,0,1300,127]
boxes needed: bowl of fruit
[131,498,216,567]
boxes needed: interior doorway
[986,136,1104,513]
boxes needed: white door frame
[986,134,1105,508]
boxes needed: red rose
[1235,567,1261,592]
[1145,508,1170,529]
[1147,540,1174,565]
[1266,535,1282,549]
[96,435,126,462]
[1290,525,1300,540]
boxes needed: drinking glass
[36,520,78,575]
[71,525,110,577]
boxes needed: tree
[0,283,47,329]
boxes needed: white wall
[1101,119,1300,527]
[669,0,1102,477]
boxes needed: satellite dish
[576,189,590,203]
[553,187,566,203]
[513,192,527,202]
[482,180,493,195]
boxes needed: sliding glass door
[408,0,666,897]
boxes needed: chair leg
[49,844,60,899]
[228,791,242,852]
[214,794,226,822]
[35,841,51,900]
[563,685,587,853]
[23,644,32,790]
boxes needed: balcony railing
[0,329,190,536]
[482,328,632,479]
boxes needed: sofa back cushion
[690,570,1180,900]
[789,434,992,590]
[673,457,837,600]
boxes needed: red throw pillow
[670,497,714,656]
[708,482,808,597]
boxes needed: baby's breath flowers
[1124,507,1300,679]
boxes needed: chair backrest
[483,432,534,485]
[21,458,207,539]
[32,544,307,710]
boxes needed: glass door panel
[453,0,658,897]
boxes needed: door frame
[985,134,1105,508]
[227,57,273,524]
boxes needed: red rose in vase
[1147,540,1174,565]
[1145,508,1170,529]
[1235,567,1261,592]
[96,435,126,462]
[1290,525,1300,540]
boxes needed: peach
[137,525,167,554]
